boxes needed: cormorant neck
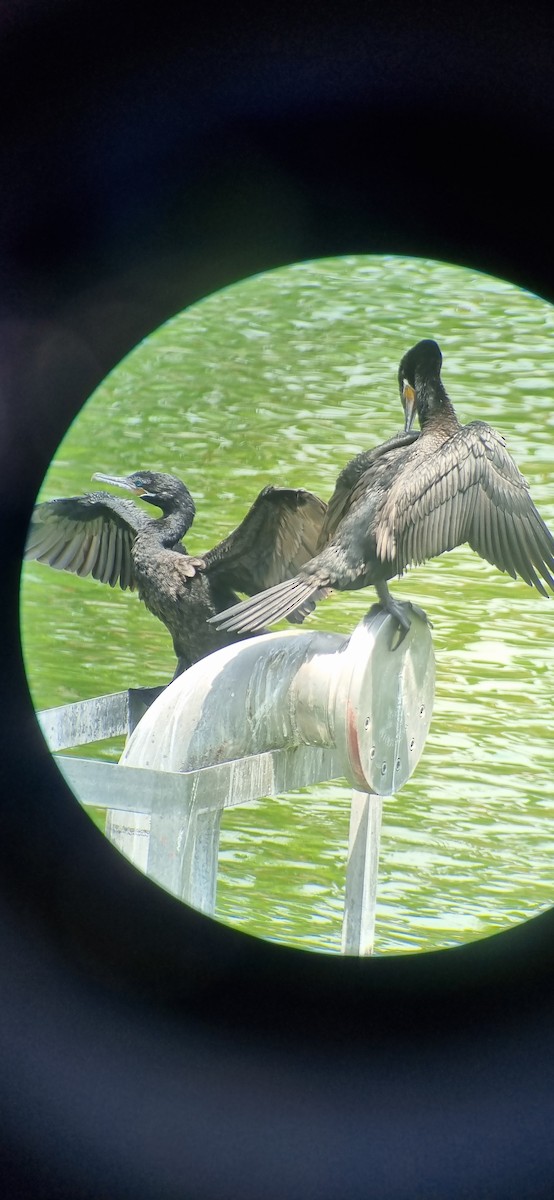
[418,377,460,434]
[154,496,195,547]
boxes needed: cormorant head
[92,470,196,520]
[398,339,443,431]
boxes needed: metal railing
[39,609,434,955]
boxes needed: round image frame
[3,6,554,1199]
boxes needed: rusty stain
[345,697,367,789]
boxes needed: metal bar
[57,755,184,813]
[38,692,130,750]
[101,789,224,912]
[57,748,345,913]
[55,745,345,814]
[38,686,167,751]
[341,789,383,956]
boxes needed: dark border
[2,5,554,1197]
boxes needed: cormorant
[25,470,327,677]
[210,339,554,642]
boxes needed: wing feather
[377,421,554,594]
[495,508,517,580]
[49,530,87,572]
[25,492,143,590]
[203,485,327,595]
[93,520,109,581]
[111,527,122,588]
[105,521,118,585]
[80,531,100,578]
[37,532,71,565]
[319,430,420,547]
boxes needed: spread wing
[319,431,420,547]
[24,492,148,590]
[202,485,327,595]
[376,422,554,594]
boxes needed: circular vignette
[3,8,554,1199]
[20,253,554,958]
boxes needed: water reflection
[21,255,554,955]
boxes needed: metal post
[179,804,223,915]
[104,809,151,874]
[342,790,383,956]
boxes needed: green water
[20,255,554,955]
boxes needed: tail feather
[285,587,333,623]
[209,575,327,633]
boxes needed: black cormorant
[210,339,554,642]
[25,470,327,677]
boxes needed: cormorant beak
[92,472,147,497]
[402,381,417,432]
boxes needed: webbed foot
[374,583,431,650]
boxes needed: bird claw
[388,604,412,651]
[370,598,431,650]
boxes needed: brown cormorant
[25,470,327,677]
[210,339,554,642]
